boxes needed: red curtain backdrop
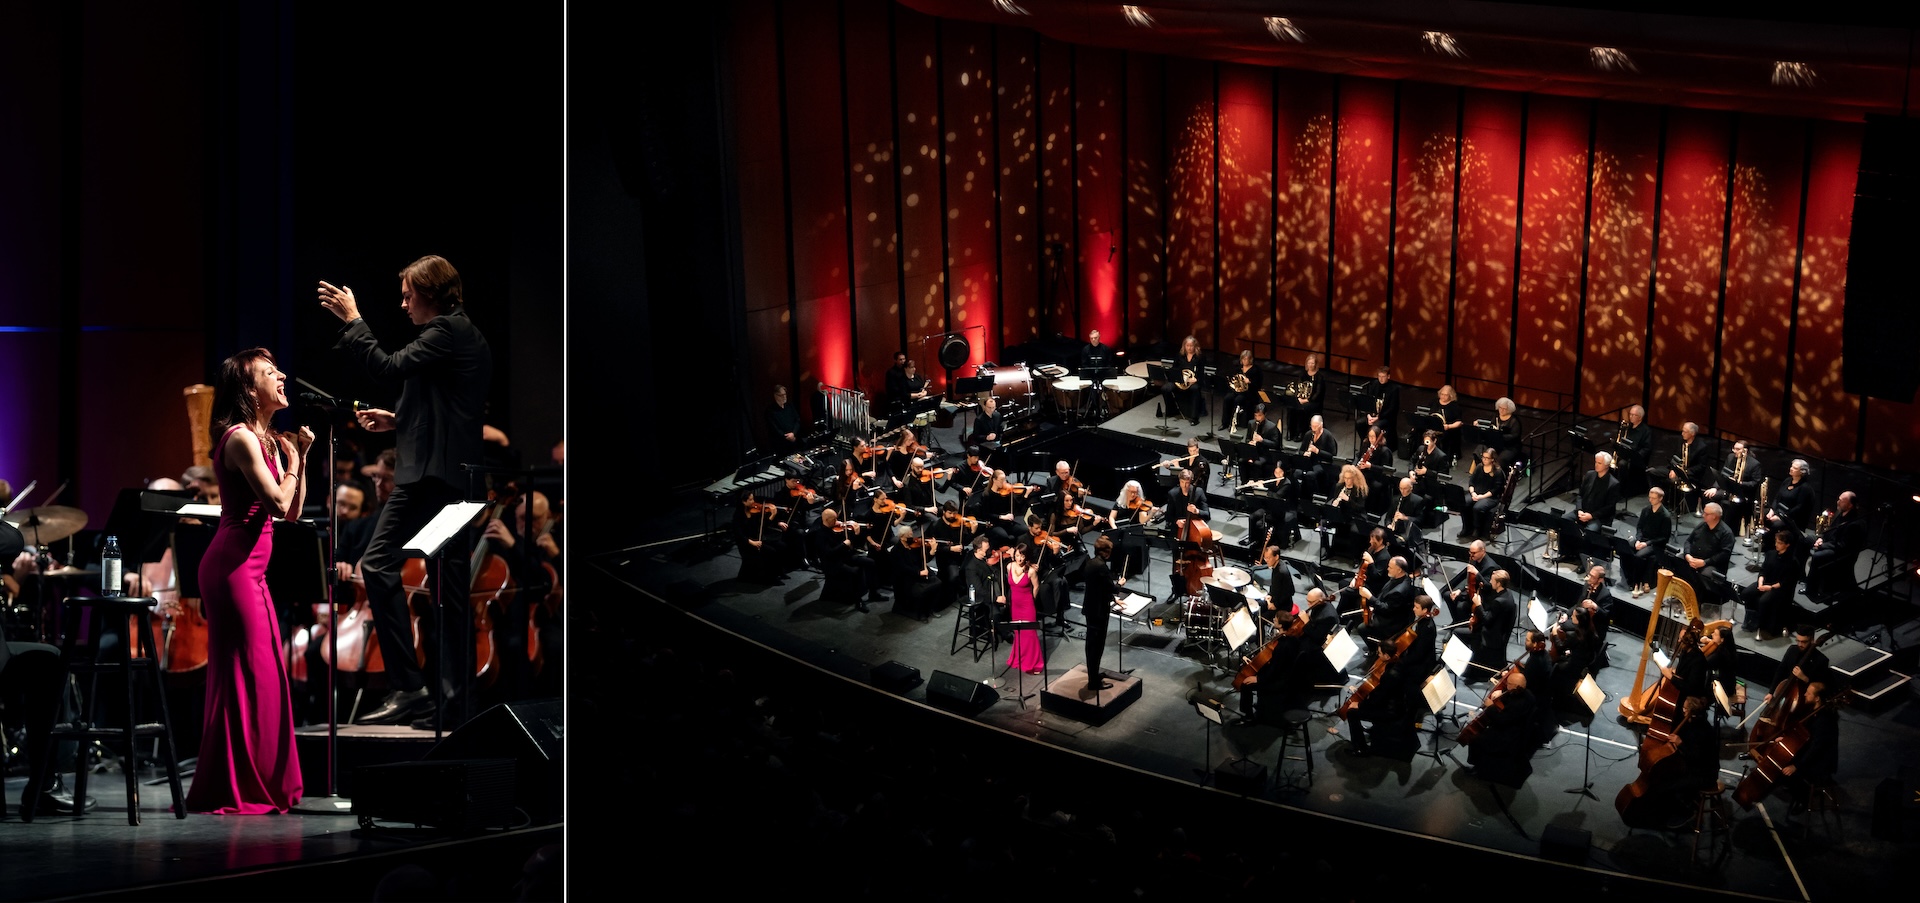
[1388,82,1458,389]
[1581,102,1660,418]
[1075,46,1123,345]
[1716,116,1805,447]
[1512,94,1588,412]
[1329,77,1395,379]
[1647,109,1732,434]
[995,28,1040,350]
[1272,71,1334,362]
[1215,63,1273,360]
[1449,89,1522,401]
[727,2,1908,469]
[1123,53,1164,348]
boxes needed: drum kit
[1182,565,1255,646]
[2,503,96,638]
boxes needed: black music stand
[998,620,1044,709]
[400,501,488,740]
[1146,362,1179,436]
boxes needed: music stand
[401,501,488,739]
[1404,409,1442,461]
[1192,697,1226,785]
[1564,673,1607,800]
[1146,362,1179,435]
[1416,668,1462,765]
[998,620,1044,709]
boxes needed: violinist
[931,502,976,603]
[1018,516,1072,629]
[1463,670,1537,785]
[1105,480,1153,577]
[781,471,821,532]
[963,537,1006,640]
[981,469,1036,546]
[953,446,993,501]
[886,526,944,622]
[1165,468,1210,530]
[886,427,926,483]
[1740,529,1801,641]
[808,509,884,612]
[1467,569,1517,678]
[1345,595,1438,758]
[831,455,870,514]
[900,456,949,511]
[733,493,788,583]
[1049,461,1088,504]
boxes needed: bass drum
[1183,598,1224,643]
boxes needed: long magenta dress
[1005,568,1045,673]
[185,424,303,814]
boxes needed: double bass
[1733,690,1842,809]
[1615,701,1702,827]
[1171,516,1217,596]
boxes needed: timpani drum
[1125,361,1150,379]
[1106,375,1147,414]
[1052,376,1090,410]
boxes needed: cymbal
[3,505,89,543]
[43,565,100,578]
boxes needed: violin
[829,520,868,534]
[789,483,821,504]
[943,511,981,530]
[916,466,956,483]
[991,481,1033,496]
[744,498,787,518]
[1030,529,1065,552]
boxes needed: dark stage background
[0,0,562,526]
[682,0,1919,473]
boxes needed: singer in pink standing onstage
[185,348,308,814]
[1005,547,1045,674]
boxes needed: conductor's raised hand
[318,281,360,323]
[356,408,398,433]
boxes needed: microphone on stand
[297,391,370,411]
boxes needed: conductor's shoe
[29,776,97,816]
[355,687,432,725]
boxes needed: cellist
[1463,670,1537,785]
[1776,681,1840,798]
[1344,595,1438,758]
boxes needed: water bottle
[101,536,123,597]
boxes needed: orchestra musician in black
[1345,595,1438,758]
[1357,364,1400,453]
[1284,354,1327,441]
[1764,458,1814,533]
[1702,439,1762,535]
[1299,415,1340,496]
[1624,487,1672,598]
[1805,491,1864,599]
[1551,451,1621,566]
[1161,335,1207,426]
[1219,349,1265,433]
[1741,529,1804,641]
[767,384,804,455]
[1682,502,1738,603]
[1466,569,1517,677]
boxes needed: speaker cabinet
[425,699,563,825]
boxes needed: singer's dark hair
[210,347,277,449]
[399,255,463,310]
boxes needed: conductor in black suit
[320,256,492,729]
[1082,536,1120,689]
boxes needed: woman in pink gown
[1005,548,1045,673]
[185,348,309,814]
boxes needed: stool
[1689,784,1730,867]
[951,601,997,661]
[1273,708,1315,792]
[27,596,186,825]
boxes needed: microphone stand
[294,402,354,816]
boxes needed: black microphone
[297,392,368,411]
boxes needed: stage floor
[618,392,1920,899]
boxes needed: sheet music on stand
[1528,597,1551,634]
[403,502,488,558]
[1421,576,1445,605]
[1422,669,1457,714]
[1323,627,1359,671]
[1575,674,1605,713]
[1442,634,1474,677]
[1652,648,1671,671]
[1114,591,1155,619]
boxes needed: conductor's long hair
[209,347,277,449]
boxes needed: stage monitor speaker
[425,698,563,825]
[871,660,922,693]
[926,669,996,713]
[1539,823,1591,864]
[1842,114,1920,402]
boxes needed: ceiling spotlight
[991,0,1030,14]
[1589,47,1636,73]
[1772,61,1818,87]
[1122,5,1155,27]
[1421,31,1466,58]
[1264,16,1308,43]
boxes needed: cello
[1336,621,1418,719]
[1456,653,1527,746]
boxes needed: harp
[183,384,216,469]
[1617,569,1699,723]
